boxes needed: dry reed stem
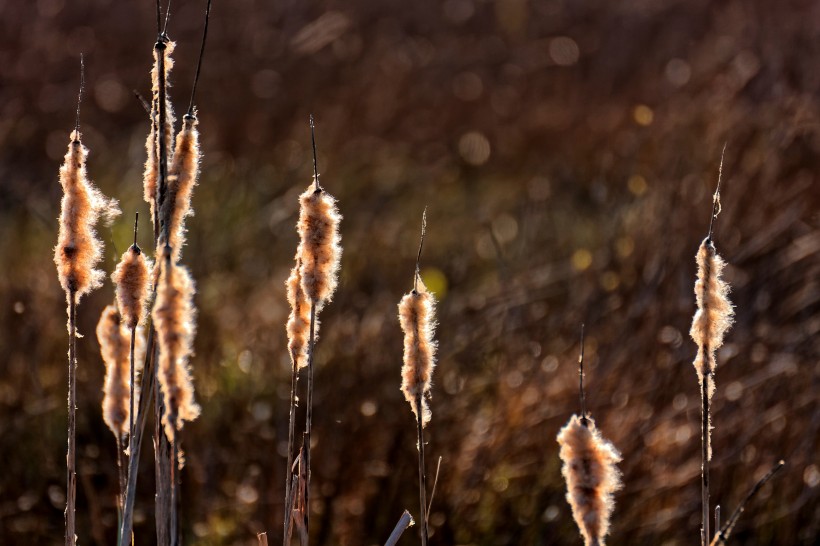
[384,511,415,546]
[557,415,622,546]
[65,290,77,546]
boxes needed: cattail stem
[170,436,179,546]
[116,435,127,509]
[415,392,429,546]
[701,369,711,546]
[384,511,415,546]
[156,38,170,244]
[65,289,78,546]
[155,349,172,546]
[119,322,157,546]
[284,353,298,545]
[303,301,317,543]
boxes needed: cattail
[112,242,152,330]
[143,39,176,230]
[96,305,145,438]
[286,256,319,369]
[557,415,622,546]
[160,113,200,260]
[297,184,342,307]
[152,252,200,441]
[54,132,121,302]
[398,279,438,427]
[690,238,734,405]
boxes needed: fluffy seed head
[690,238,734,398]
[557,415,622,546]
[160,114,200,261]
[286,255,319,369]
[398,280,437,427]
[112,245,152,329]
[297,186,342,306]
[54,132,121,302]
[152,255,200,441]
[97,305,145,439]
[144,40,177,224]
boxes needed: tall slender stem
[284,353,298,545]
[303,302,317,543]
[65,290,78,546]
[415,392,428,546]
[170,436,179,546]
[701,369,711,546]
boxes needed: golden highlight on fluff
[297,186,342,306]
[690,238,734,398]
[557,415,622,546]
[143,40,176,223]
[112,245,152,330]
[152,256,200,441]
[162,113,200,260]
[398,279,437,427]
[286,256,318,369]
[96,305,145,439]
[54,132,120,301]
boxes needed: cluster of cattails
[283,117,343,544]
[53,2,213,545]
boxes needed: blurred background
[0,0,818,544]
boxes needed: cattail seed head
[144,40,177,224]
[54,132,120,302]
[297,186,342,306]
[398,280,437,427]
[160,113,200,260]
[690,238,734,398]
[152,254,200,441]
[286,255,318,369]
[112,245,152,330]
[557,415,622,546]
[97,305,145,439]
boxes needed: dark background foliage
[0,0,818,544]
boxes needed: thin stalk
[384,511,415,546]
[284,353,298,545]
[425,456,442,522]
[711,461,785,546]
[186,0,212,117]
[119,322,157,546]
[310,115,319,191]
[129,213,139,455]
[116,435,126,510]
[65,289,78,546]
[155,342,172,546]
[156,38,170,244]
[303,302,317,543]
[579,324,587,425]
[701,368,711,546]
[415,392,428,546]
[170,436,179,546]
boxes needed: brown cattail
[160,113,200,260]
[152,253,200,441]
[557,415,622,546]
[286,255,319,369]
[297,185,342,306]
[112,245,152,330]
[690,238,734,401]
[97,305,145,439]
[54,132,121,302]
[398,279,437,427]
[143,40,177,224]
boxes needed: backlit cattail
[286,255,317,368]
[690,238,734,404]
[96,305,144,439]
[54,132,121,302]
[112,241,152,330]
[398,279,438,427]
[161,113,200,260]
[152,252,200,441]
[297,184,342,307]
[143,40,176,227]
[557,415,622,546]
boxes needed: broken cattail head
[54,132,120,302]
[297,185,342,306]
[557,414,622,546]
[399,279,438,427]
